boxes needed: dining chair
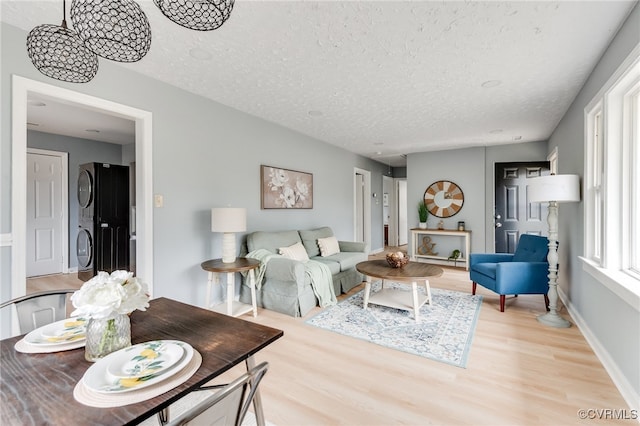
[165,362,269,426]
[0,289,77,334]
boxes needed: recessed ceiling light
[481,80,502,88]
[189,47,213,61]
[85,129,100,133]
[28,100,46,107]
[308,110,323,117]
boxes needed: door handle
[494,213,502,228]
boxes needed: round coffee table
[356,260,443,321]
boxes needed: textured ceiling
[2,0,637,166]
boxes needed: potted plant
[418,200,428,229]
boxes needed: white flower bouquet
[71,270,150,361]
[71,270,150,319]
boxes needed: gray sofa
[239,227,369,317]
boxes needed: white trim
[583,44,640,294]
[26,148,69,274]
[580,257,640,312]
[353,167,372,252]
[585,44,640,113]
[11,76,154,309]
[0,234,12,247]
[547,146,558,175]
[561,285,640,414]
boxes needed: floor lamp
[211,207,247,263]
[528,174,580,328]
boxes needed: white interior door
[397,179,408,246]
[27,150,65,277]
[355,173,365,242]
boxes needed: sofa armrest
[263,258,306,288]
[470,253,513,267]
[494,262,550,294]
[339,240,368,253]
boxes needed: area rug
[305,283,482,368]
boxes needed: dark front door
[494,162,550,253]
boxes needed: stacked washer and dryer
[77,163,130,281]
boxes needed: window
[584,45,640,292]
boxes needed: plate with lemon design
[24,318,87,346]
[84,340,194,394]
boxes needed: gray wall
[27,130,125,270]
[407,141,548,258]
[546,4,639,404]
[1,22,387,327]
[407,147,486,258]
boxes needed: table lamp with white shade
[528,174,581,328]
[211,207,247,263]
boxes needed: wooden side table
[200,258,261,317]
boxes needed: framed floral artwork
[261,165,313,209]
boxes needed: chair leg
[472,282,477,295]
[157,407,169,425]
[499,295,505,312]
[544,294,550,311]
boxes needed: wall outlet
[154,194,164,208]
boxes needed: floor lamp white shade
[211,208,247,263]
[528,174,580,328]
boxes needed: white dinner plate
[107,341,184,379]
[83,340,194,394]
[24,318,87,346]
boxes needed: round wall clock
[424,180,464,218]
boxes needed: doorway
[397,179,408,246]
[11,76,154,312]
[353,168,371,250]
[26,149,68,277]
[494,161,550,253]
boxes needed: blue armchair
[470,234,550,312]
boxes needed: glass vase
[84,314,131,362]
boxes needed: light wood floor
[27,249,630,425]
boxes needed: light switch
[154,194,164,208]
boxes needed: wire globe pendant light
[153,0,234,31]
[26,0,99,83]
[70,0,152,62]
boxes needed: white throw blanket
[245,249,337,307]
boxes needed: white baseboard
[560,288,640,417]
[67,267,78,273]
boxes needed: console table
[410,228,471,270]
[201,258,260,317]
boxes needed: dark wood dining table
[0,297,283,425]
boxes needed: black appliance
[77,163,130,281]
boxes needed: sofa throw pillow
[279,242,309,262]
[318,236,340,257]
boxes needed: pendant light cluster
[27,0,234,83]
